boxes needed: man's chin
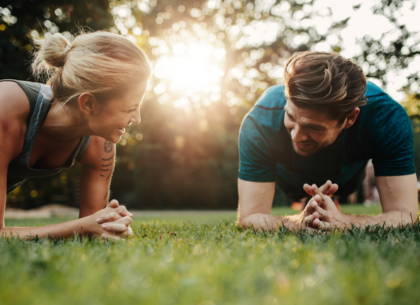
[292,144,318,156]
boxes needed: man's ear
[78,93,97,115]
[343,107,360,129]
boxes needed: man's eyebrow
[300,123,327,130]
[284,107,294,118]
[284,107,327,130]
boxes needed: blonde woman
[0,31,152,240]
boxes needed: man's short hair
[284,51,367,124]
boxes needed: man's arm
[77,136,115,218]
[238,179,283,231]
[309,174,419,230]
[376,174,418,223]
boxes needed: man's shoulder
[361,81,405,115]
[254,85,287,110]
[355,81,412,157]
[365,81,388,99]
[240,86,288,147]
[242,85,286,131]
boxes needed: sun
[151,29,226,111]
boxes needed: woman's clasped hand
[88,199,134,240]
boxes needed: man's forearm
[340,211,418,229]
[239,213,300,231]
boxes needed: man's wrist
[281,215,301,231]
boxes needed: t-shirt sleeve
[238,113,278,182]
[365,96,415,176]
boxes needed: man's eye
[287,114,294,121]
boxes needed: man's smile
[294,141,315,150]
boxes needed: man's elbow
[404,209,419,224]
[237,213,252,228]
[388,209,419,225]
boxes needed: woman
[0,31,152,240]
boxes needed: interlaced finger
[115,205,133,217]
[115,216,133,226]
[121,226,133,239]
[101,223,129,233]
[325,183,339,196]
[102,233,122,241]
[314,205,328,218]
[313,219,332,231]
[107,199,120,208]
[312,185,336,210]
[303,214,315,227]
[97,212,122,224]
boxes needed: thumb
[108,199,119,208]
[312,185,335,210]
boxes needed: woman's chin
[103,134,121,144]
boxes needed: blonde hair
[32,31,152,105]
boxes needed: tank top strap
[74,135,91,159]
[21,84,54,157]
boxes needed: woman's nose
[131,110,141,125]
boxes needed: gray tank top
[2,79,91,194]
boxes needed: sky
[302,0,420,100]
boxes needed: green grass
[1,204,419,305]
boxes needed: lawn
[1,204,419,305]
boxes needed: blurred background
[1,0,419,210]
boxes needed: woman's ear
[78,93,97,115]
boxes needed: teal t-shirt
[238,82,415,199]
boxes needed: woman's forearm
[0,217,91,240]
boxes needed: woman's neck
[39,101,92,141]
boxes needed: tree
[2,0,419,209]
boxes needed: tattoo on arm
[101,141,114,201]
[102,154,114,161]
[100,140,115,178]
[104,140,113,153]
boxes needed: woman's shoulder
[0,81,32,122]
[0,81,32,157]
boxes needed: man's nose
[290,125,308,142]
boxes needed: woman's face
[90,82,148,143]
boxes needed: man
[237,51,418,232]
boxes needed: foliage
[1,206,420,305]
[356,0,420,90]
[0,0,114,80]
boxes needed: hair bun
[39,33,71,68]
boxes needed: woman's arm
[77,136,116,218]
[0,84,132,240]
[1,203,133,240]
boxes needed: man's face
[284,100,345,156]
